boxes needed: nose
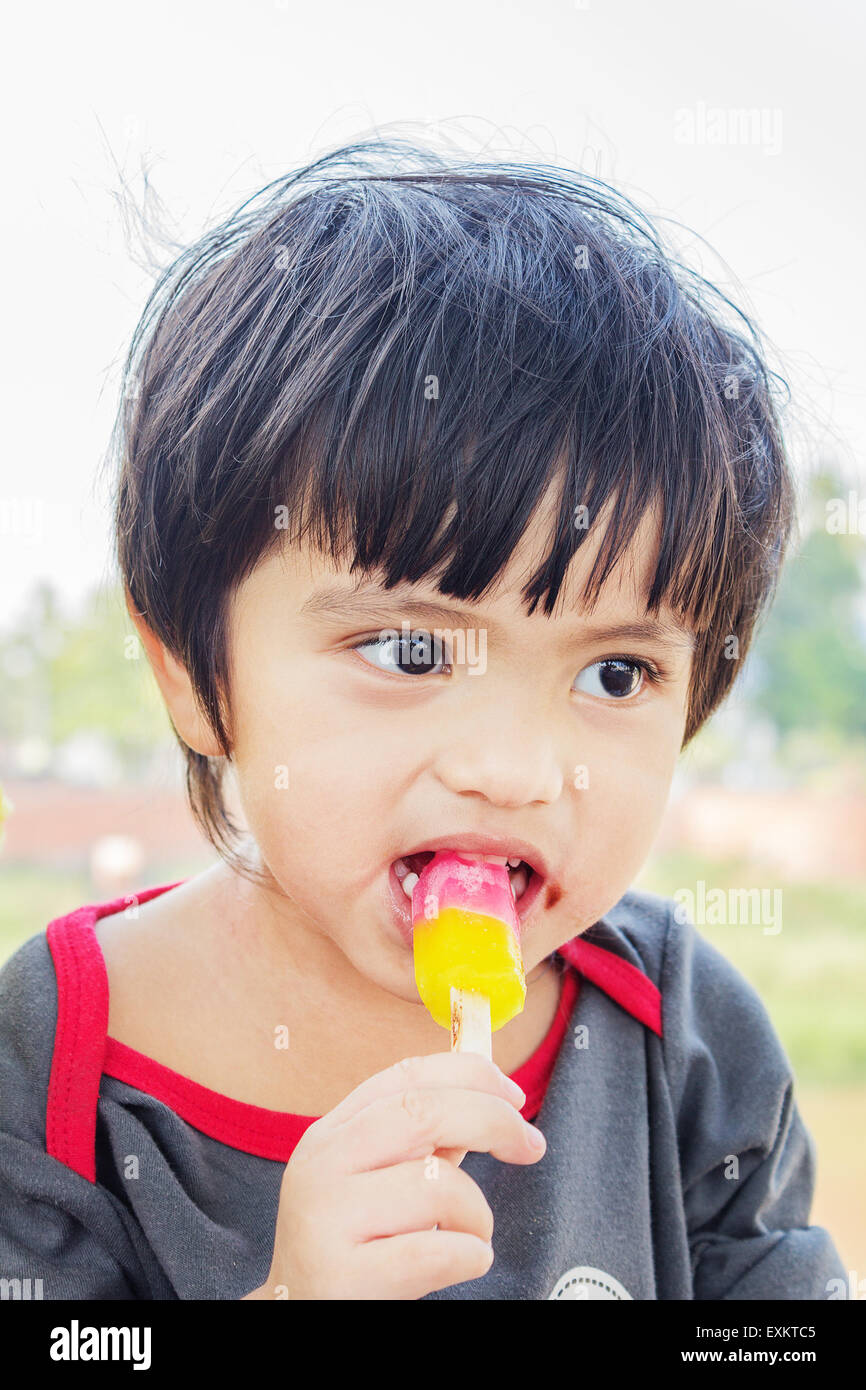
[433,705,564,808]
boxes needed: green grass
[635,851,866,1086]
[0,858,208,965]
[0,867,93,960]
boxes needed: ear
[124,585,224,758]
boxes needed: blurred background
[1,0,863,1296]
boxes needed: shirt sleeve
[0,1138,143,1300]
[0,933,149,1300]
[660,904,849,1301]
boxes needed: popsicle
[411,850,526,1058]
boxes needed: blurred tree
[747,468,866,741]
[0,579,172,773]
[0,580,62,743]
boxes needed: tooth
[393,857,410,881]
[401,871,419,899]
[507,857,521,868]
[458,853,509,865]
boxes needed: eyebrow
[299,583,696,653]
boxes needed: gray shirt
[0,882,848,1299]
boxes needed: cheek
[533,754,676,952]
[227,667,400,874]
[561,712,682,910]
[592,720,680,839]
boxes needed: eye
[573,657,653,700]
[352,631,451,677]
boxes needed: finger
[356,1229,495,1300]
[347,1157,494,1243]
[333,1083,546,1174]
[431,1144,467,1168]
[322,1051,525,1130]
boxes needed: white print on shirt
[548,1266,633,1300]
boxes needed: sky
[1,0,863,628]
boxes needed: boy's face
[219,484,695,1011]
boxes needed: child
[0,138,848,1300]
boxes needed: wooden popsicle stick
[430,989,493,1197]
[450,986,492,1060]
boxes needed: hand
[257,1050,545,1300]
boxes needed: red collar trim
[557,934,662,1036]
[44,881,660,1180]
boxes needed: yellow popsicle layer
[413,906,526,1032]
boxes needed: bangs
[200,158,783,635]
[268,397,714,629]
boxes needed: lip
[385,843,551,949]
[396,832,552,885]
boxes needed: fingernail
[526,1124,546,1151]
[503,1076,526,1106]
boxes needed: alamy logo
[49,1320,151,1371]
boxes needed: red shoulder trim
[45,884,182,1182]
[558,934,662,1036]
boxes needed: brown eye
[573,658,645,700]
[354,632,449,676]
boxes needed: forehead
[276,478,686,636]
[482,481,666,622]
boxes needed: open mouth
[392,852,535,902]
